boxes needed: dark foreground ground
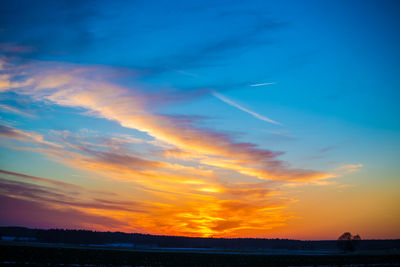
[1,243,400,267]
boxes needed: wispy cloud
[0,104,36,118]
[250,82,276,87]
[336,164,363,173]
[0,195,129,231]
[0,169,79,188]
[0,127,62,151]
[0,124,63,149]
[212,91,281,125]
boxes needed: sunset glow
[0,0,399,240]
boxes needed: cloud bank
[0,58,335,237]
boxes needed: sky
[0,0,399,240]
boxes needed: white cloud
[250,82,276,87]
[212,91,281,125]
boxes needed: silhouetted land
[1,227,400,250]
[2,243,400,266]
[1,227,400,266]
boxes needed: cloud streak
[336,163,363,173]
[250,82,276,87]
[0,169,79,188]
[212,91,281,125]
[0,124,63,149]
[0,104,36,118]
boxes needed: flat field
[1,243,399,266]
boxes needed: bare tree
[337,232,362,252]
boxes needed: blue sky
[0,0,399,239]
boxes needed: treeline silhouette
[1,227,399,251]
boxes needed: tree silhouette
[337,232,361,252]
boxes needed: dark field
[1,243,400,267]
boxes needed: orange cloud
[0,168,290,237]
[0,59,337,237]
[1,61,333,183]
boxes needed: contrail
[212,91,281,125]
[250,82,276,87]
